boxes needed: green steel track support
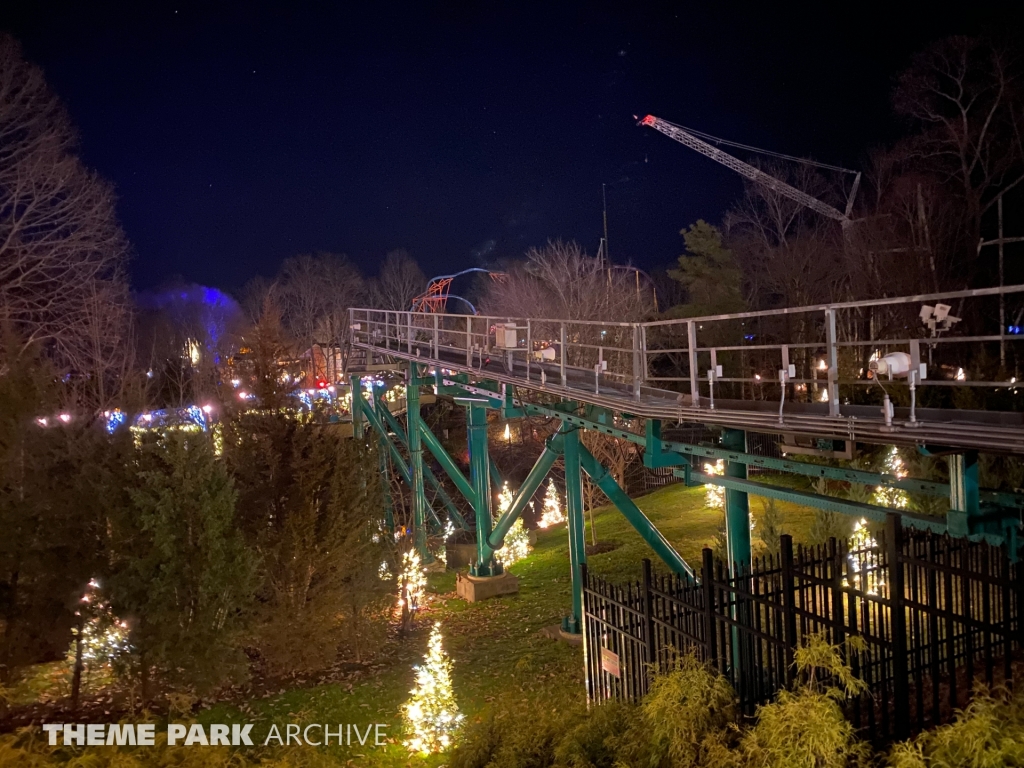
[684,468,1009,547]
[433,380,1021,509]
[489,457,504,494]
[483,433,565,563]
[562,424,587,634]
[350,375,365,439]
[358,391,445,533]
[377,406,468,531]
[359,395,410,482]
[406,365,428,558]
[377,431,394,532]
[644,419,688,469]
[465,400,500,576]
[578,445,695,581]
[428,377,1022,551]
[948,451,980,537]
[419,421,475,502]
[722,429,752,574]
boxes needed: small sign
[600,647,620,678]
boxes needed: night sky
[3,2,1022,293]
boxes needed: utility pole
[999,197,1005,369]
[601,183,610,263]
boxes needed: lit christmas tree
[845,518,885,595]
[69,579,131,671]
[403,622,463,753]
[494,482,531,565]
[704,459,725,509]
[873,447,909,509]
[398,550,426,614]
[537,479,565,528]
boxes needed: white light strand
[403,622,463,753]
[537,479,565,528]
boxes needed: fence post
[642,559,657,676]
[831,537,845,647]
[702,548,718,668]
[580,562,591,700]
[780,534,798,686]
[886,513,910,740]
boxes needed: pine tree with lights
[537,478,565,528]
[403,622,463,754]
[873,447,909,509]
[704,459,725,509]
[494,482,531,565]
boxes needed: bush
[888,684,1024,768]
[629,652,738,768]
[223,412,392,675]
[741,633,870,768]
[108,430,258,698]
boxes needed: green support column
[465,401,500,576]
[562,424,587,634]
[378,432,394,532]
[722,428,752,683]
[948,451,980,537]
[350,375,364,440]
[578,445,695,581]
[483,433,565,562]
[722,428,752,574]
[407,364,428,559]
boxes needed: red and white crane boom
[638,114,860,227]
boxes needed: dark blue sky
[3,2,1021,292]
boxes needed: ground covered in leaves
[0,482,819,766]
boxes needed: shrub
[741,633,870,768]
[888,684,1024,768]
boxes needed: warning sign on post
[600,647,620,678]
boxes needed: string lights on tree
[873,447,909,509]
[704,459,725,509]
[845,518,885,596]
[494,482,531,565]
[537,479,565,528]
[403,622,463,754]
[398,549,426,616]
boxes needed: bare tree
[277,253,364,380]
[481,240,653,322]
[278,253,364,342]
[368,249,426,311]
[0,35,131,407]
[723,159,849,309]
[893,35,1024,247]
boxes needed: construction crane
[637,114,861,228]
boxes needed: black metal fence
[581,514,1023,743]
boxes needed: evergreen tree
[404,622,463,753]
[0,337,106,687]
[223,412,390,674]
[108,431,256,697]
[668,221,745,318]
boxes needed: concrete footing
[456,571,519,602]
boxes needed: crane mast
[638,114,859,227]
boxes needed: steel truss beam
[432,378,1023,526]
[352,380,447,538]
[377,401,468,531]
[484,433,564,563]
[577,444,695,580]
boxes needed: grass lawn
[186,480,822,766]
